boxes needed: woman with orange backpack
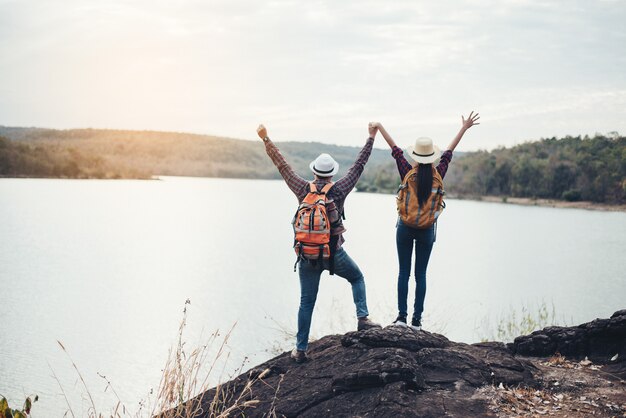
[373,112,480,330]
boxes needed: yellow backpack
[396,166,446,228]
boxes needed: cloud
[0,0,624,149]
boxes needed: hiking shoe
[357,317,382,331]
[410,317,422,331]
[290,348,308,363]
[392,315,408,326]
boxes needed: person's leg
[296,259,322,351]
[331,248,369,319]
[412,226,435,323]
[396,220,415,319]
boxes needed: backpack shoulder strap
[320,182,334,195]
[402,167,418,184]
[308,182,318,193]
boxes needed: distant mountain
[2,127,622,203]
[0,126,391,181]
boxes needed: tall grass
[50,299,273,418]
[477,301,568,343]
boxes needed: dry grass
[150,300,235,417]
[50,299,276,418]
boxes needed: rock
[331,347,426,393]
[469,342,537,386]
[341,326,450,351]
[170,311,626,417]
[611,309,626,318]
[511,310,626,366]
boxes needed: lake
[1,177,625,416]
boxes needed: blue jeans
[296,247,369,351]
[396,219,435,321]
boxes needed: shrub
[0,396,38,417]
[562,189,582,202]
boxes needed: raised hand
[257,124,268,140]
[448,111,480,151]
[461,112,480,131]
[368,122,379,139]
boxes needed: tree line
[0,127,388,180]
[357,133,625,204]
[1,127,624,203]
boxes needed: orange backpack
[397,166,446,228]
[292,182,333,267]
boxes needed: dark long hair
[416,163,433,207]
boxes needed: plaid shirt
[264,137,375,247]
[391,146,453,180]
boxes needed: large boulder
[166,310,625,417]
[510,309,626,378]
[187,327,536,417]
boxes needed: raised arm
[257,124,308,197]
[446,111,480,152]
[373,122,413,180]
[332,123,378,199]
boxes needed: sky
[1,0,625,150]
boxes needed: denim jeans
[396,219,435,321]
[296,247,369,351]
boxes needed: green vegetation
[0,395,37,418]
[0,126,388,181]
[478,301,565,343]
[358,133,626,204]
[446,133,625,204]
[0,134,151,179]
[2,127,624,204]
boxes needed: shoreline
[0,174,156,180]
[1,175,624,212]
[449,194,626,212]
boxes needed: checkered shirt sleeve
[264,138,308,199]
[332,138,375,200]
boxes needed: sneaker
[290,348,308,363]
[392,315,408,326]
[410,317,422,331]
[357,317,382,331]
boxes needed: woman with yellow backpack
[373,112,480,330]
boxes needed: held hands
[372,122,396,148]
[368,122,379,139]
[461,111,480,131]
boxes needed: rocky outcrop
[510,309,626,378]
[181,310,626,417]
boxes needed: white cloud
[0,0,624,149]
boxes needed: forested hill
[1,127,624,204]
[357,133,625,204]
[0,126,390,180]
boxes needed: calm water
[1,177,625,416]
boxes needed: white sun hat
[310,153,339,177]
[406,137,441,164]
